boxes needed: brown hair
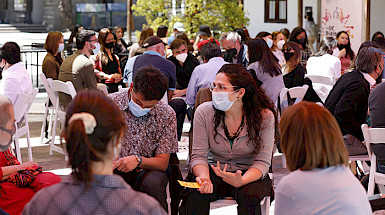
[63,91,126,186]
[271,31,284,51]
[138,27,154,46]
[282,41,301,74]
[176,33,193,52]
[44,31,63,55]
[214,64,278,153]
[98,28,114,65]
[170,38,187,51]
[280,101,349,171]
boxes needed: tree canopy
[132,0,249,37]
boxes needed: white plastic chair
[305,74,335,102]
[211,173,273,215]
[12,88,39,163]
[47,79,76,156]
[39,73,57,145]
[361,124,385,196]
[278,85,308,168]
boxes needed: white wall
[244,0,299,38]
[370,0,385,39]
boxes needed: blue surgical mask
[128,93,152,117]
[212,91,236,111]
[266,39,273,48]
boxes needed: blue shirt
[123,51,176,91]
[186,57,228,107]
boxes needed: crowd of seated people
[3,19,385,214]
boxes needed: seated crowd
[1,20,385,215]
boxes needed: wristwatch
[135,155,143,167]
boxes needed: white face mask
[212,91,236,111]
[57,43,64,53]
[266,39,273,48]
[332,47,340,57]
[92,42,100,55]
[277,40,285,50]
[176,52,188,63]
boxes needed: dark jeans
[114,169,169,212]
[186,168,271,215]
[169,98,187,141]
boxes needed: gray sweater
[190,102,275,176]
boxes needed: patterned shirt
[109,91,178,158]
[23,175,167,215]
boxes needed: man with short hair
[168,38,200,140]
[325,47,384,155]
[167,22,186,45]
[123,36,176,101]
[110,66,178,212]
[0,42,33,104]
[59,30,98,107]
[186,43,227,108]
[220,32,249,68]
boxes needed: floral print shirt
[109,91,178,158]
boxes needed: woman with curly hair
[186,64,277,215]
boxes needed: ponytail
[65,119,97,187]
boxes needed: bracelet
[135,155,143,167]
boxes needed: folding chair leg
[25,115,33,161]
[50,114,58,156]
[14,129,22,163]
[261,196,270,215]
[282,154,287,169]
[40,105,49,144]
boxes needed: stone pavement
[15,92,293,214]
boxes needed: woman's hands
[211,161,244,188]
[339,48,346,58]
[196,176,213,194]
[19,161,39,170]
[105,73,123,83]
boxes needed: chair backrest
[12,88,39,123]
[39,73,58,106]
[48,79,77,99]
[278,85,309,115]
[361,124,385,160]
[305,74,335,86]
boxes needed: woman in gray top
[23,91,166,215]
[186,64,277,215]
[247,38,285,104]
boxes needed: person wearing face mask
[58,29,98,107]
[306,36,341,102]
[91,28,123,93]
[289,27,312,67]
[183,64,277,215]
[109,66,178,212]
[0,94,61,215]
[42,31,64,80]
[271,31,286,66]
[326,47,384,155]
[220,32,248,68]
[335,31,356,75]
[0,42,33,104]
[23,91,167,215]
[282,42,322,103]
[123,36,176,102]
[167,39,200,140]
[256,31,274,49]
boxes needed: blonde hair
[279,101,349,171]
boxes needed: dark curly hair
[213,64,278,153]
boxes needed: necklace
[223,114,245,140]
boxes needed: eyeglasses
[208,83,238,92]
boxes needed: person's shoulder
[195,101,214,115]
[123,190,167,214]
[108,91,129,110]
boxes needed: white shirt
[306,54,341,78]
[306,54,341,102]
[361,71,376,87]
[275,166,372,215]
[0,62,33,104]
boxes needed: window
[265,0,287,23]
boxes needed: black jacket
[325,70,370,141]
